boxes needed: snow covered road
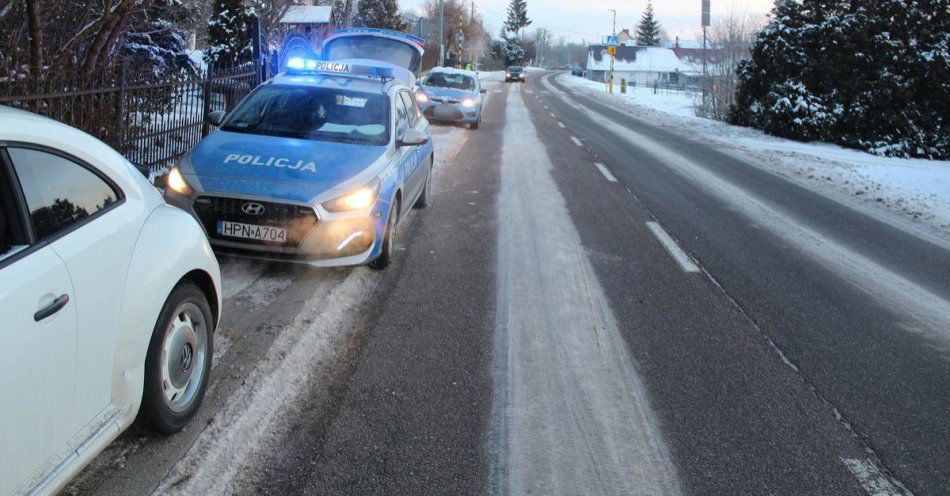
[63,71,950,496]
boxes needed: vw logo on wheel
[242,202,266,216]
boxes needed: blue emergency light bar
[286,57,395,80]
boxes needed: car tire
[470,117,480,130]
[141,281,214,434]
[370,200,400,270]
[415,162,433,209]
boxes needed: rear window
[323,36,421,72]
[221,85,390,146]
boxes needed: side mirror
[397,129,429,147]
[480,88,487,94]
[205,110,227,127]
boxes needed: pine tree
[205,0,255,68]
[504,0,531,39]
[123,0,198,77]
[731,0,949,159]
[355,0,409,32]
[636,2,661,46]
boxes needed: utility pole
[439,0,445,67]
[609,8,616,94]
[702,0,711,105]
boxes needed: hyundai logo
[242,202,266,216]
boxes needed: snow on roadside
[152,104,479,495]
[557,74,950,239]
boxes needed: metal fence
[0,63,261,178]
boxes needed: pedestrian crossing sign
[606,35,620,47]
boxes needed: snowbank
[557,74,950,238]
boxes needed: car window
[395,94,409,136]
[399,92,418,127]
[426,72,476,91]
[221,85,391,145]
[8,147,119,241]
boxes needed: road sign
[607,46,617,56]
[702,0,711,27]
[606,35,619,47]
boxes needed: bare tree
[695,10,764,121]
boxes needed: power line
[475,5,603,38]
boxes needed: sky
[399,0,776,44]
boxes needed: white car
[0,107,222,496]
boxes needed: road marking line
[842,459,904,496]
[526,90,534,94]
[549,112,556,118]
[494,89,502,94]
[558,122,565,128]
[594,162,617,182]
[645,222,700,273]
[544,105,549,109]
[570,136,583,147]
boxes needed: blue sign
[606,35,620,46]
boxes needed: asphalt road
[65,72,950,496]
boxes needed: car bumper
[164,191,381,266]
[419,102,480,123]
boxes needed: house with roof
[585,45,700,88]
[279,5,336,49]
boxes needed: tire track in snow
[492,82,682,496]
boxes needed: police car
[165,49,433,269]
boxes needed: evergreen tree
[123,0,198,77]
[731,0,949,158]
[355,0,409,32]
[636,2,661,46]
[205,0,255,68]
[504,0,531,39]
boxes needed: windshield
[509,66,524,73]
[425,72,476,91]
[221,85,390,146]
[323,36,421,71]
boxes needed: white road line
[557,122,565,128]
[842,459,904,496]
[594,162,617,182]
[549,112,556,118]
[526,90,534,94]
[544,105,549,109]
[570,136,583,147]
[494,89,502,94]
[645,222,701,273]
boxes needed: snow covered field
[558,74,950,239]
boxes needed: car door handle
[34,294,69,322]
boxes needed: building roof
[280,6,333,24]
[587,45,698,74]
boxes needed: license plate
[217,220,287,242]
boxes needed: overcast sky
[399,0,775,43]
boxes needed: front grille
[193,196,318,247]
[431,97,460,104]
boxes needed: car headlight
[166,166,193,195]
[415,92,430,104]
[461,98,477,108]
[322,179,381,212]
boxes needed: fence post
[118,60,128,150]
[202,63,214,137]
